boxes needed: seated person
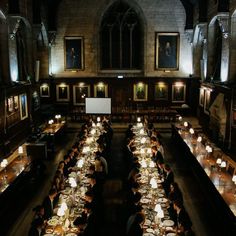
[173,200,193,236]
[42,188,58,220]
[162,164,174,195]
[127,212,145,236]
[28,218,44,236]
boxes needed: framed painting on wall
[154,83,168,100]
[199,87,205,107]
[40,84,50,97]
[19,93,28,120]
[14,96,19,110]
[94,83,108,98]
[204,89,211,114]
[155,32,179,70]
[56,84,70,102]
[64,36,84,71]
[172,83,186,103]
[73,85,90,105]
[133,83,148,101]
[7,96,14,113]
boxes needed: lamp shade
[232,175,236,183]
[216,158,222,165]
[220,161,226,168]
[18,146,23,154]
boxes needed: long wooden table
[0,145,31,195]
[172,124,236,234]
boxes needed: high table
[0,144,31,195]
[172,124,236,234]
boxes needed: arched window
[100,1,143,70]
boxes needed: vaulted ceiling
[32,0,229,31]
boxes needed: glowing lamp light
[232,175,236,184]
[147,148,152,154]
[82,146,90,153]
[57,207,65,217]
[92,122,96,127]
[197,136,202,142]
[69,177,77,188]
[154,204,162,212]
[91,129,96,135]
[48,119,54,125]
[220,161,226,168]
[137,117,141,122]
[140,148,145,155]
[0,159,8,168]
[139,129,145,135]
[157,209,164,219]
[97,117,101,122]
[178,116,183,121]
[77,159,84,168]
[141,160,147,168]
[97,123,101,127]
[189,128,194,135]
[150,177,157,188]
[216,158,222,165]
[61,202,68,211]
[140,137,146,144]
[137,123,143,128]
[184,122,188,127]
[18,146,23,155]
[55,114,61,119]
[149,161,155,168]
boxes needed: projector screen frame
[85,97,111,114]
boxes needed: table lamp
[137,117,141,123]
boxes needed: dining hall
[0,0,236,236]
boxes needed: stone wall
[50,0,192,78]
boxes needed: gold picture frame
[172,83,186,103]
[19,93,28,120]
[155,32,179,70]
[40,84,50,97]
[133,83,148,101]
[199,87,205,107]
[73,85,90,105]
[154,82,168,100]
[94,83,108,98]
[56,84,70,102]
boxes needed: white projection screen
[85,98,111,114]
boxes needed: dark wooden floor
[1,122,232,236]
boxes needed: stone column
[217,13,229,82]
[199,23,207,80]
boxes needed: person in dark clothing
[173,200,194,236]
[28,218,44,236]
[162,163,174,195]
[127,212,145,236]
[42,188,57,220]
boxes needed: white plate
[66,233,77,236]
[143,233,154,236]
[146,228,154,233]
[158,198,168,203]
[166,233,176,236]
[43,234,54,236]
[47,218,59,226]
[163,219,175,227]
[144,219,151,225]
[140,198,150,204]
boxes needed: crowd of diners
[124,120,194,236]
[28,116,113,236]
[28,116,194,236]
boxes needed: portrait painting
[133,83,148,101]
[172,83,186,103]
[56,84,70,102]
[73,85,90,105]
[19,93,28,120]
[155,32,179,70]
[154,83,168,100]
[14,96,19,110]
[94,83,108,98]
[7,97,14,113]
[199,87,205,107]
[204,89,211,114]
[40,84,50,97]
[32,91,40,111]
[64,36,84,70]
